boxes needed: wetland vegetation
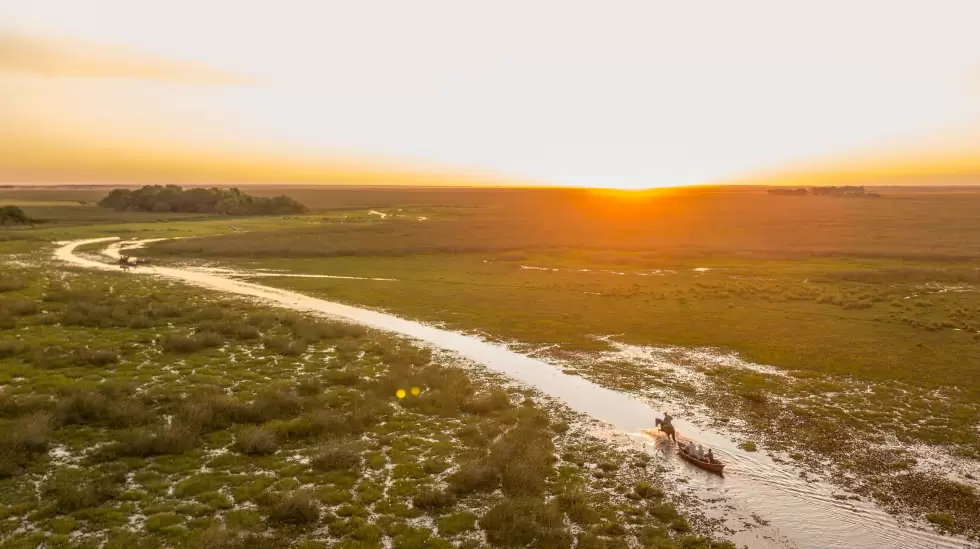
[3,184,980,544]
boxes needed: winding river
[55,237,975,549]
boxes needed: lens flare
[395,389,406,399]
[410,387,421,396]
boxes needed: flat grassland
[138,186,980,537]
[3,185,980,540]
[0,230,722,546]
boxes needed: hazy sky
[2,1,979,187]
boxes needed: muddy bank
[54,238,977,549]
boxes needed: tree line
[98,185,308,215]
[0,206,37,229]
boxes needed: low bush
[110,422,200,457]
[248,386,303,423]
[177,392,248,431]
[648,502,681,523]
[634,481,665,500]
[266,490,319,527]
[312,443,362,472]
[479,497,567,548]
[447,460,499,494]
[162,332,224,353]
[56,387,148,427]
[233,427,279,456]
[0,340,27,358]
[0,276,27,293]
[461,389,511,415]
[43,468,123,513]
[0,412,52,476]
[437,511,477,536]
[0,297,37,317]
[556,489,600,525]
[412,488,455,513]
[488,411,555,496]
[263,336,308,357]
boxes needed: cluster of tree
[767,186,880,198]
[767,188,808,195]
[98,185,308,215]
[0,206,36,229]
[810,185,877,196]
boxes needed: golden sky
[2,1,979,188]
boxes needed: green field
[137,186,980,537]
[2,184,980,542]
[0,188,733,549]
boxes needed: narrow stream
[56,238,975,549]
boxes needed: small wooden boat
[677,448,725,475]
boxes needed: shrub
[0,298,37,317]
[412,488,455,513]
[447,460,499,494]
[162,332,224,353]
[0,276,27,293]
[177,392,248,431]
[233,427,279,456]
[263,336,308,357]
[437,512,477,536]
[111,422,200,457]
[0,412,52,476]
[634,482,665,500]
[648,502,681,523]
[297,378,322,396]
[739,441,758,452]
[324,369,362,387]
[556,489,600,525]
[637,526,673,549]
[926,512,955,531]
[44,469,123,513]
[0,392,48,418]
[0,340,26,358]
[248,386,303,423]
[576,534,607,549]
[75,349,120,366]
[488,413,555,496]
[266,490,319,527]
[312,444,362,472]
[479,497,566,548]
[461,389,511,415]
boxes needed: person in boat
[684,441,697,456]
[706,448,715,464]
[696,444,706,461]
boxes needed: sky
[1,0,979,188]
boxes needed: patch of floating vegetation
[0,263,731,549]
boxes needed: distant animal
[118,255,136,270]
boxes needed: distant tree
[97,185,307,216]
[0,206,34,229]
[767,188,808,196]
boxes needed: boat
[677,448,725,475]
